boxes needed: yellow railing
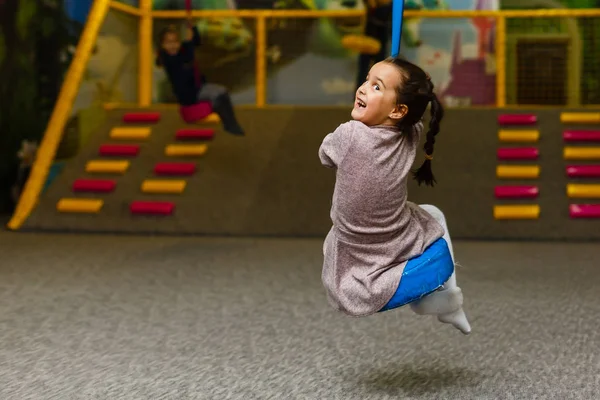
[106,4,600,108]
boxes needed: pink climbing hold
[72,179,116,193]
[497,147,539,160]
[569,204,600,218]
[176,129,214,141]
[494,185,539,199]
[122,112,161,123]
[563,130,600,142]
[130,201,175,215]
[99,144,140,156]
[497,114,537,125]
[154,162,197,176]
[566,165,600,178]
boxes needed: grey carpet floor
[0,230,598,399]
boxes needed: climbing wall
[494,113,541,220]
[561,112,600,219]
[57,111,217,216]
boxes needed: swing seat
[179,101,213,124]
[379,237,454,312]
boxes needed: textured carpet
[0,231,598,399]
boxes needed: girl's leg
[409,204,471,334]
[198,83,244,135]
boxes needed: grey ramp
[22,107,600,240]
[0,231,599,399]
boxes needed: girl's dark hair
[384,56,445,187]
[158,25,179,45]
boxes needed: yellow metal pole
[149,8,600,19]
[138,0,153,107]
[495,16,506,108]
[7,0,112,231]
[255,14,267,108]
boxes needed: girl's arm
[319,122,355,168]
[184,20,201,47]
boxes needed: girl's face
[351,62,407,127]
[162,32,181,55]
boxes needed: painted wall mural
[66,0,501,108]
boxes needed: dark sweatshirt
[156,26,204,106]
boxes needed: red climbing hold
[494,185,539,199]
[566,165,600,178]
[72,179,116,193]
[122,112,161,123]
[154,162,197,176]
[99,144,140,156]
[176,128,215,140]
[563,130,600,142]
[130,201,175,215]
[497,114,537,126]
[569,204,600,218]
[496,147,539,160]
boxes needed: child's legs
[197,83,244,135]
[418,204,457,290]
[197,83,227,104]
[413,204,471,334]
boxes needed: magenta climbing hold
[494,185,539,199]
[566,165,600,178]
[497,147,539,160]
[569,204,600,218]
[563,130,600,142]
[497,114,537,125]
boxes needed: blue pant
[379,237,454,312]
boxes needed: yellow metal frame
[126,6,600,110]
[10,4,600,230]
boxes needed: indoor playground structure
[6,0,600,240]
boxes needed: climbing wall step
[86,160,130,174]
[141,180,187,194]
[563,130,600,142]
[175,128,215,140]
[497,147,539,160]
[563,147,600,160]
[496,165,540,179]
[130,201,175,215]
[494,185,539,199]
[493,205,540,220]
[154,162,197,176]
[122,112,161,123]
[99,144,140,156]
[569,204,600,218]
[57,198,103,213]
[560,112,600,124]
[110,127,150,140]
[203,113,220,123]
[165,144,208,157]
[497,114,537,126]
[498,130,540,143]
[567,184,600,199]
[566,165,600,178]
[72,179,116,193]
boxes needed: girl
[156,20,245,136]
[319,57,471,335]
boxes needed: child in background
[319,57,471,334]
[156,20,245,135]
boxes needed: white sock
[410,278,472,335]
